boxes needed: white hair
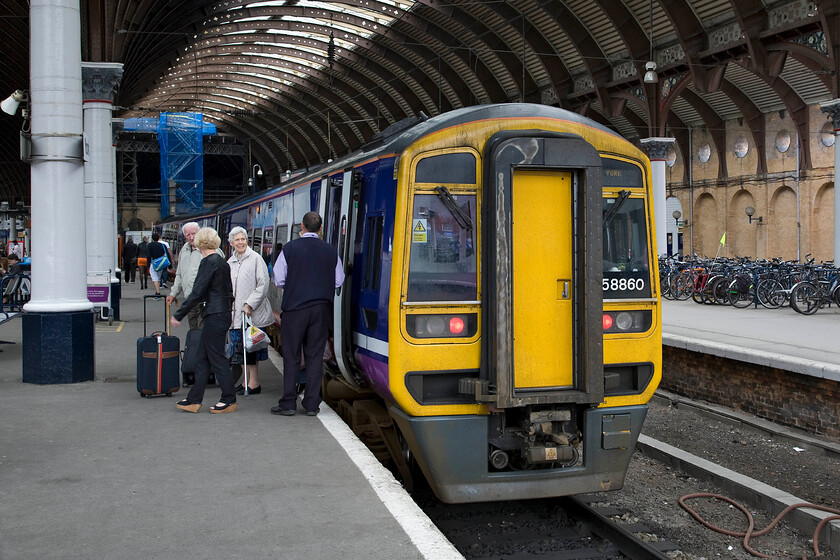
[182,222,200,234]
[228,226,248,243]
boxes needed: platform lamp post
[248,164,263,195]
[672,210,681,256]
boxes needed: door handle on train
[557,280,570,299]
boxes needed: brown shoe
[176,400,201,413]
[210,402,237,414]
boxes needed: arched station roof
[1,0,838,204]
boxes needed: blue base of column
[22,311,95,384]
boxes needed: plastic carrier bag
[244,314,270,353]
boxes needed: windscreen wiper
[434,186,473,230]
[603,189,630,229]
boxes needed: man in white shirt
[11,240,23,260]
[167,222,224,329]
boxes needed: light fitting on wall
[745,206,763,224]
[643,0,658,84]
[1,90,27,115]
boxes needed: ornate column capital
[820,99,840,131]
[81,62,123,103]
[640,137,675,161]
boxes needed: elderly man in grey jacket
[167,222,224,329]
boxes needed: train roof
[168,103,630,221]
[371,103,625,154]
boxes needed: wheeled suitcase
[181,328,216,387]
[137,295,180,397]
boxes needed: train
[156,103,662,503]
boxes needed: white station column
[640,137,675,257]
[23,0,94,384]
[820,100,840,264]
[82,62,123,319]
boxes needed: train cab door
[481,133,603,409]
[332,169,362,384]
[511,169,574,389]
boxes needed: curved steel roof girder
[198,12,439,117]
[657,0,715,95]
[177,41,419,126]
[163,55,394,134]
[540,0,614,114]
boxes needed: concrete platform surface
[661,298,840,380]
[0,283,461,560]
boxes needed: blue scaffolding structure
[157,112,204,218]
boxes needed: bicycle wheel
[728,278,754,308]
[756,278,785,309]
[660,269,673,300]
[710,276,730,305]
[672,271,694,301]
[790,282,820,315]
[691,274,707,304]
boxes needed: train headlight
[425,316,446,336]
[602,310,652,333]
[407,313,477,338]
[615,312,633,330]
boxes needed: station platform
[661,297,840,382]
[0,283,461,560]
[2,285,838,559]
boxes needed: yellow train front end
[384,105,661,503]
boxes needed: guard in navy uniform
[271,212,344,416]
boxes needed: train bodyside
[153,104,661,504]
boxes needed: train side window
[275,224,289,245]
[291,223,302,240]
[406,193,476,302]
[415,152,476,184]
[364,215,384,290]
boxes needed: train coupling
[524,411,578,464]
[526,444,576,464]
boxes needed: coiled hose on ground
[680,492,840,558]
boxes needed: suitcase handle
[144,295,171,337]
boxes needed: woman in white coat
[228,226,274,394]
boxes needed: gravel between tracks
[590,397,840,559]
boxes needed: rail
[561,496,675,559]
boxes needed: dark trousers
[124,261,136,283]
[278,304,330,412]
[185,312,235,405]
[187,305,204,330]
[138,266,148,289]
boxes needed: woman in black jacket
[170,227,236,413]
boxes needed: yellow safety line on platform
[95,322,124,332]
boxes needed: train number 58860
[603,278,645,291]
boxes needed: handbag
[244,314,270,352]
[151,253,170,271]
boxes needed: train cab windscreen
[406,193,477,302]
[602,195,651,300]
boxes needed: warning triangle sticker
[413,221,426,232]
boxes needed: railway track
[417,492,678,559]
